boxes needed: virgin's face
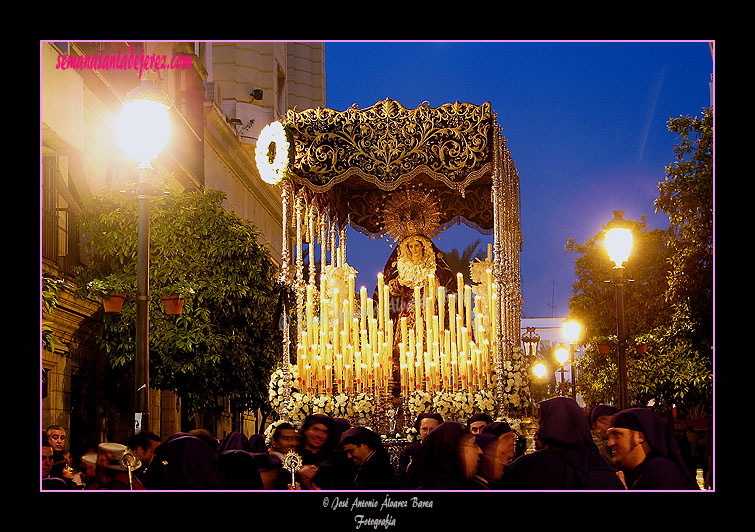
[406,239,424,262]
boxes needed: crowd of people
[41,397,705,491]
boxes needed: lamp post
[562,320,581,401]
[115,78,171,434]
[604,210,633,411]
[522,327,542,412]
[555,344,569,395]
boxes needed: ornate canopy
[282,98,519,241]
[264,98,523,420]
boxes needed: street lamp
[604,210,633,410]
[115,78,171,434]
[562,320,581,401]
[555,344,569,395]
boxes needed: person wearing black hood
[404,421,482,490]
[500,397,625,490]
[296,414,349,490]
[396,412,443,488]
[467,413,493,434]
[340,427,398,490]
[589,404,618,467]
[607,408,699,490]
[144,432,227,490]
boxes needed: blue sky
[322,40,713,318]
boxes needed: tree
[569,107,713,416]
[442,238,486,285]
[566,216,672,340]
[655,107,714,355]
[73,187,283,417]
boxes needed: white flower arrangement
[311,393,334,415]
[451,390,477,421]
[432,390,456,420]
[352,392,375,419]
[402,426,419,442]
[255,121,290,185]
[407,390,433,420]
[473,388,497,417]
[331,393,355,418]
[496,346,534,412]
[268,364,299,413]
[322,263,358,312]
[469,257,493,286]
[287,392,312,422]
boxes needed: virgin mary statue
[376,188,458,338]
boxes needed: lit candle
[425,297,432,348]
[414,285,423,346]
[377,273,385,331]
[457,273,464,317]
[448,294,456,346]
[401,316,408,348]
[360,286,367,331]
[355,351,362,392]
[348,273,355,325]
[321,298,329,350]
[333,319,340,357]
[428,274,436,311]
[437,286,445,334]
[297,343,304,387]
[465,285,472,333]
[383,285,390,332]
[352,318,359,353]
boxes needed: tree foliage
[566,216,672,340]
[655,107,714,352]
[569,107,713,416]
[73,187,283,416]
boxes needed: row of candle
[296,268,498,398]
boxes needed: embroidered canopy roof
[282,98,519,240]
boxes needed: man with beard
[607,408,699,490]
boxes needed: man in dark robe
[340,427,398,490]
[143,432,226,490]
[608,408,700,490]
[589,404,618,467]
[500,397,625,490]
[296,414,350,490]
[397,412,443,488]
[403,421,482,490]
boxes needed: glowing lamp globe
[533,363,547,379]
[555,345,569,366]
[115,81,171,167]
[563,320,582,345]
[604,211,633,267]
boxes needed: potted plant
[159,281,194,315]
[87,275,132,314]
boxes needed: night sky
[322,40,713,318]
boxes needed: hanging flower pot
[597,342,610,355]
[636,343,647,354]
[160,294,185,315]
[102,292,127,314]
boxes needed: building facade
[41,41,326,452]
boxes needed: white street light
[115,80,171,168]
[114,78,172,434]
[604,210,633,410]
